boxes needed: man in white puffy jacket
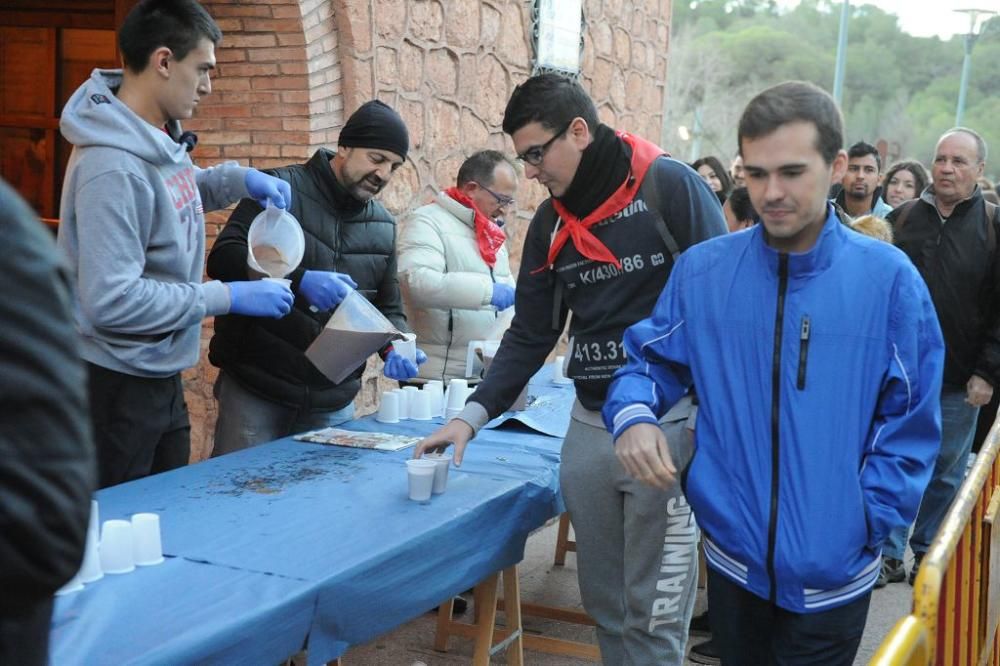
[398,151,518,382]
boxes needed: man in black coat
[208,100,424,456]
[881,127,999,587]
[0,178,96,665]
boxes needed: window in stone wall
[533,0,584,76]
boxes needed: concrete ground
[342,518,916,665]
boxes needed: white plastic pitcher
[326,289,397,335]
[247,201,304,278]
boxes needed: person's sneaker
[688,610,711,634]
[875,557,906,588]
[689,638,721,665]
[908,553,924,586]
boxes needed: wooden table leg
[554,513,576,565]
[433,596,454,652]
[431,561,597,662]
[501,565,524,666]
[471,572,500,665]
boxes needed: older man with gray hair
[881,127,1000,587]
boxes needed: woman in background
[882,160,929,209]
[692,155,732,204]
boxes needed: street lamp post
[832,1,851,106]
[954,8,997,127]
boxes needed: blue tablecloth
[49,374,570,665]
[51,557,316,665]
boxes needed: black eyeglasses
[516,121,572,166]
[473,181,516,208]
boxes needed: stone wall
[183,0,672,461]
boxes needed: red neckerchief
[541,132,665,272]
[444,187,507,268]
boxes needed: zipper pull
[797,315,811,390]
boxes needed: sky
[778,0,1000,40]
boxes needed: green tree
[665,0,1000,178]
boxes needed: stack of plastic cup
[405,459,437,501]
[424,380,444,417]
[424,452,452,494]
[131,513,165,566]
[393,387,409,420]
[409,390,432,421]
[445,378,469,420]
[99,520,136,574]
[377,391,401,423]
[402,386,420,418]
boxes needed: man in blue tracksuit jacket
[603,81,944,664]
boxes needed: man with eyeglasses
[415,73,726,664]
[397,150,518,382]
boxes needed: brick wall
[182,0,672,462]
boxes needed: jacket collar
[833,185,886,217]
[755,203,846,280]
[434,191,475,227]
[308,147,367,213]
[920,184,983,219]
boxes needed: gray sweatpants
[560,397,699,666]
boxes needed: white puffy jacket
[397,192,515,381]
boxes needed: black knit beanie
[337,100,409,160]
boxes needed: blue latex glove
[299,270,358,311]
[383,349,427,381]
[228,280,293,318]
[490,283,515,310]
[245,169,292,210]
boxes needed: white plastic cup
[131,513,165,566]
[409,390,432,420]
[446,379,469,410]
[99,519,136,574]
[552,355,572,384]
[425,380,444,417]
[424,452,452,494]
[393,388,409,420]
[377,391,401,423]
[394,333,417,363]
[406,459,437,501]
[78,499,103,583]
[402,386,420,418]
[263,276,292,289]
[445,407,463,421]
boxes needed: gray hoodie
[58,69,250,378]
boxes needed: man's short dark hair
[119,0,222,73]
[727,187,757,224]
[502,73,599,136]
[738,81,844,165]
[456,150,517,187]
[847,141,881,171]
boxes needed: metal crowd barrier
[871,417,1000,665]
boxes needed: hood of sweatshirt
[60,68,187,168]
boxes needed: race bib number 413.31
[566,333,628,382]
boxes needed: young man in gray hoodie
[57,0,294,488]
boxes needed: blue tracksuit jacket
[603,206,944,612]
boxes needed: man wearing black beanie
[206,99,426,456]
